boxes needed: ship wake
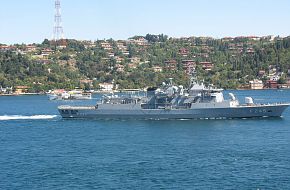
[0,115,58,121]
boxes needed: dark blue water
[0,90,290,189]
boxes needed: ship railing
[241,102,289,107]
[58,105,96,110]
[141,103,191,110]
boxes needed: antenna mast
[53,0,65,46]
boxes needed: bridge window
[71,110,78,114]
[62,110,69,114]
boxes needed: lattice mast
[53,0,64,43]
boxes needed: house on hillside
[222,37,234,42]
[152,66,163,72]
[122,50,130,56]
[128,63,137,69]
[100,42,112,50]
[82,40,96,49]
[0,45,16,52]
[114,56,124,63]
[107,52,115,57]
[129,57,141,64]
[179,48,189,57]
[129,37,149,46]
[198,62,214,71]
[258,70,266,77]
[25,45,37,53]
[164,60,177,71]
[116,64,125,72]
[41,48,54,59]
[182,60,196,75]
[117,41,127,50]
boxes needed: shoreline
[1,88,289,96]
[0,93,45,96]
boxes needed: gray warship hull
[58,78,289,120]
[58,104,289,119]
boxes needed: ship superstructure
[58,79,289,119]
[48,89,92,100]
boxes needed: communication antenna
[53,0,65,45]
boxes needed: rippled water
[0,90,290,189]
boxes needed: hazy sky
[0,0,290,44]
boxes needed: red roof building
[179,48,189,57]
[164,60,177,71]
[266,80,278,89]
[182,60,196,75]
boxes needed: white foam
[0,115,58,121]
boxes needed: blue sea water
[0,90,290,189]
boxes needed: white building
[270,75,280,81]
[249,79,263,90]
[99,83,114,92]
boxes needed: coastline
[1,88,289,96]
[0,93,45,96]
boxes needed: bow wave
[0,115,58,121]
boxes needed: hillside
[1,34,290,92]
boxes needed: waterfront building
[15,86,30,94]
[249,79,264,90]
[266,80,278,89]
[99,83,114,92]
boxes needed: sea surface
[0,90,290,189]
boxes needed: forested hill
[1,35,290,92]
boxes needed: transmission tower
[53,0,65,44]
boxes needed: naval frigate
[58,79,289,119]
